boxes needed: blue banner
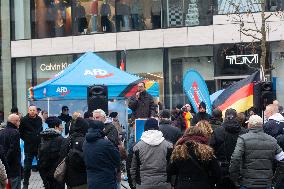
[183,69,212,114]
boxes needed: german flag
[212,71,260,114]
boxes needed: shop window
[167,0,212,28]
[33,0,72,38]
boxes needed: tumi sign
[226,54,259,65]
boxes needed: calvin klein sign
[40,62,71,72]
[226,54,259,65]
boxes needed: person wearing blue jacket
[83,120,120,189]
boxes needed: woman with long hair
[167,126,221,189]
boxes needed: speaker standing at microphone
[128,82,156,119]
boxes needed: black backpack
[66,137,85,172]
[38,138,61,169]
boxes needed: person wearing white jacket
[127,118,173,189]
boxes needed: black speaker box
[87,85,108,114]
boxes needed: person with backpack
[38,116,64,189]
[59,117,89,189]
[210,108,247,189]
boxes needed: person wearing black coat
[59,117,89,188]
[38,116,65,189]
[209,109,223,131]
[58,105,72,135]
[83,120,120,189]
[128,82,156,119]
[19,105,43,188]
[0,114,21,189]
[159,109,182,145]
[167,126,221,189]
[191,102,211,126]
[210,108,246,189]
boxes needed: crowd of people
[0,81,283,189]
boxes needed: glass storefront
[11,0,214,40]
[271,41,284,105]
[168,46,215,108]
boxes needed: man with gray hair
[93,109,119,146]
[0,114,21,189]
[230,115,284,189]
[264,104,284,138]
[158,109,181,144]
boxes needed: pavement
[26,171,130,189]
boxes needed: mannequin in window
[55,9,65,36]
[100,0,111,32]
[116,0,130,31]
[130,0,142,30]
[76,1,88,34]
[91,0,98,33]
[151,0,161,29]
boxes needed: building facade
[1,0,284,116]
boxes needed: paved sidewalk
[26,171,130,189]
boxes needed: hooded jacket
[83,128,120,189]
[127,130,173,189]
[264,113,284,138]
[210,119,247,163]
[38,128,64,178]
[60,117,89,187]
[19,114,43,153]
[0,122,21,178]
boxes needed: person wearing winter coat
[209,108,223,131]
[158,109,182,145]
[19,105,43,188]
[83,120,120,189]
[58,105,72,136]
[59,117,89,189]
[127,118,173,189]
[191,102,211,126]
[128,82,156,119]
[0,114,21,189]
[38,116,64,189]
[230,115,284,189]
[167,126,221,189]
[210,108,246,189]
[93,109,120,146]
[264,104,284,138]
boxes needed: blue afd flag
[183,69,212,114]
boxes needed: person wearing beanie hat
[191,102,211,126]
[38,116,64,189]
[83,120,120,189]
[144,118,159,131]
[59,117,89,188]
[127,118,173,189]
[158,109,182,145]
[210,108,247,189]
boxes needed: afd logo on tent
[84,69,113,78]
[56,87,71,96]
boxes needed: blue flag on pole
[183,69,212,114]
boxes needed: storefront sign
[226,54,259,65]
[40,62,71,72]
